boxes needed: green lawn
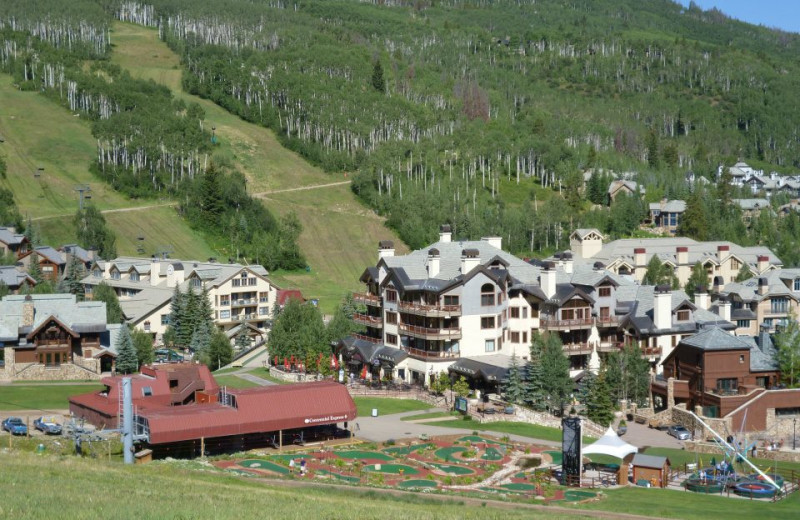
[422,419,596,444]
[575,486,800,520]
[213,375,262,389]
[401,411,458,421]
[244,368,289,385]
[640,446,800,475]
[352,397,431,417]
[0,384,102,411]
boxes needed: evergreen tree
[93,282,124,323]
[234,319,251,350]
[177,289,197,348]
[267,298,328,363]
[646,130,659,169]
[371,59,385,93]
[28,257,43,284]
[604,343,652,406]
[62,254,86,300]
[685,262,709,298]
[678,189,709,241]
[203,329,234,370]
[585,371,615,427]
[165,286,184,348]
[115,326,138,374]
[775,318,800,388]
[735,264,753,282]
[326,295,363,344]
[502,353,524,405]
[537,333,572,413]
[189,319,212,357]
[642,256,678,288]
[199,163,224,221]
[131,328,154,367]
[198,285,214,330]
[451,375,471,397]
[523,338,547,410]
[74,205,116,259]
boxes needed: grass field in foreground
[401,411,458,421]
[0,384,102,411]
[422,419,596,444]
[0,452,583,520]
[213,375,262,389]
[639,446,800,474]
[352,397,431,417]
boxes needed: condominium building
[713,269,800,336]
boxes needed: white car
[668,425,691,440]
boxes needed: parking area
[622,420,685,449]
[0,410,73,438]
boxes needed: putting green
[363,463,419,475]
[435,446,467,462]
[564,490,596,502]
[429,463,475,476]
[544,451,562,465]
[315,470,360,483]
[481,447,504,461]
[270,454,310,463]
[334,450,394,461]
[238,459,290,474]
[383,443,435,456]
[458,435,510,446]
[398,479,437,489]
[499,483,536,492]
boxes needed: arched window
[481,284,495,306]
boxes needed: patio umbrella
[274,355,278,367]
[361,365,368,379]
[284,357,289,370]
[331,353,338,369]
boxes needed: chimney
[593,261,605,272]
[634,248,646,268]
[427,248,440,278]
[653,285,672,330]
[717,244,729,262]
[676,246,688,266]
[150,257,161,287]
[460,248,480,275]
[693,285,709,310]
[562,251,573,274]
[481,236,502,250]
[87,247,97,261]
[167,263,185,288]
[718,299,731,322]
[540,261,557,299]
[712,275,725,293]
[103,260,111,278]
[439,224,452,243]
[757,255,769,273]
[758,276,769,296]
[378,240,395,260]
[22,294,35,328]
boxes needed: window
[771,297,788,314]
[220,310,230,319]
[85,284,93,294]
[170,379,179,389]
[510,331,520,343]
[111,269,121,280]
[737,320,750,329]
[42,265,54,273]
[731,258,741,270]
[161,315,169,326]
[143,321,151,332]
[190,277,202,288]
[130,272,140,282]
[776,407,800,416]
[716,378,737,393]
[93,268,101,277]
[386,311,397,325]
[497,336,503,350]
[598,286,611,297]
[481,284,495,306]
[142,387,153,397]
[386,334,397,345]
[795,279,800,291]
[561,309,574,321]
[522,331,528,344]
[232,279,241,287]
[444,295,459,306]
[248,277,257,286]
[220,295,230,306]
[259,307,268,315]
[485,339,495,352]
[739,354,745,364]
[481,316,495,329]
[385,289,397,303]
[510,307,520,319]
[259,292,269,303]
[522,307,528,319]
[676,310,690,321]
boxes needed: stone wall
[8,361,102,381]
[268,366,325,383]
[684,440,800,464]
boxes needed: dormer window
[190,277,202,288]
[794,279,800,291]
[481,284,495,306]
[676,310,690,321]
[93,268,101,277]
[130,272,140,282]
[110,269,120,280]
[598,286,611,297]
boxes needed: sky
[677,1,800,33]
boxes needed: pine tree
[502,353,524,405]
[234,319,251,350]
[585,372,615,427]
[166,286,184,347]
[62,254,86,300]
[646,130,659,168]
[200,163,224,221]
[678,189,709,241]
[538,333,572,413]
[189,319,212,357]
[775,318,800,388]
[735,264,753,282]
[203,329,233,370]
[523,338,547,410]
[93,282,124,323]
[74,205,116,259]
[685,262,709,298]
[115,326,138,374]
[28,257,43,284]
[131,328,154,366]
[371,59,385,93]
[177,289,197,348]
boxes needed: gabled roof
[732,199,770,211]
[27,246,65,265]
[0,266,35,288]
[571,228,605,241]
[277,289,304,306]
[632,454,670,468]
[649,200,686,213]
[0,227,28,246]
[680,327,751,351]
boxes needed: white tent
[583,427,638,460]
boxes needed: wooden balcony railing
[595,315,620,327]
[353,313,383,328]
[403,346,459,360]
[562,343,593,355]
[540,317,593,330]
[399,323,462,340]
[352,333,382,344]
[352,292,381,306]
[398,301,461,317]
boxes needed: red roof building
[276,289,305,307]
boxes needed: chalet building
[58,244,97,270]
[341,226,737,388]
[732,199,770,226]
[651,327,800,433]
[713,269,800,336]
[563,229,781,288]
[81,256,280,342]
[647,199,686,235]
[0,265,36,293]
[0,227,30,259]
[719,162,800,198]
[18,246,66,282]
[607,179,644,203]
[0,294,116,381]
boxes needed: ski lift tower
[74,184,92,210]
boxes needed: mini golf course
[333,450,394,461]
[364,463,420,475]
[383,443,435,456]
[238,459,290,474]
[398,479,438,489]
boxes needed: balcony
[642,346,662,357]
[596,342,624,353]
[398,301,461,318]
[220,313,262,323]
[353,333,382,344]
[399,323,462,340]
[562,343,593,356]
[403,346,459,360]
[595,315,619,327]
[231,298,257,307]
[540,317,593,331]
[353,292,381,306]
[353,313,383,328]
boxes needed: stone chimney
[718,299,731,322]
[717,244,729,262]
[693,286,709,310]
[439,224,452,243]
[378,240,395,260]
[757,255,769,273]
[653,285,672,330]
[22,294,35,328]
[540,261,557,299]
[460,248,480,275]
[481,236,502,250]
[150,257,161,287]
[103,260,111,278]
[758,276,769,296]
[427,248,440,278]
[562,251,573,274]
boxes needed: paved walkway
[233,369,275,387]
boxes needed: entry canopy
[583,427,638,460]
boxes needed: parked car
[33,416,62,435]
[668,425,691,440]
[2,417,28,436]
